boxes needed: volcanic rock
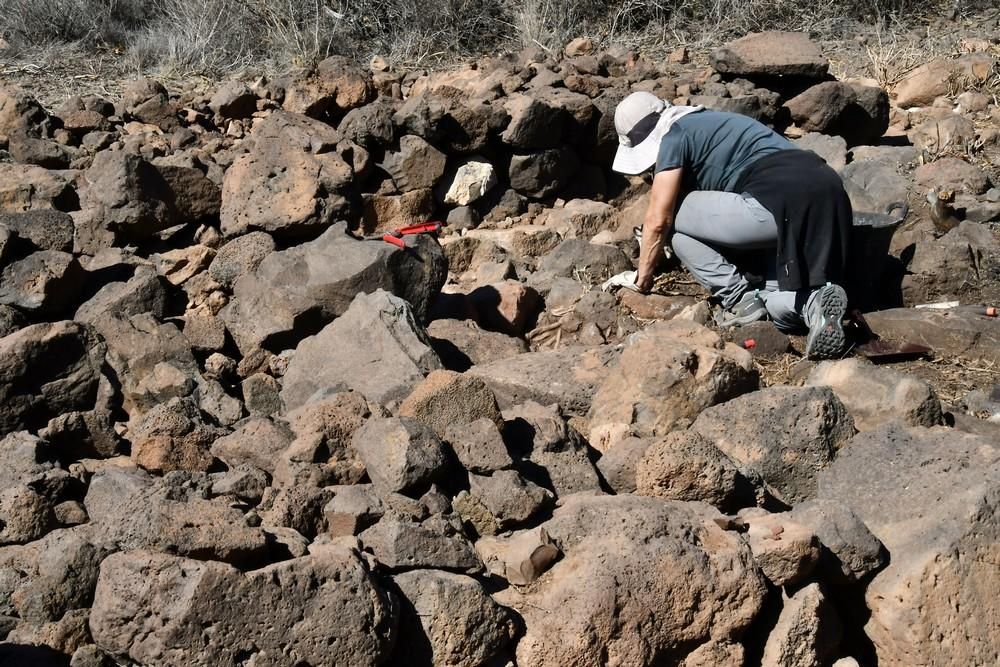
[323,485,384,536]
[84,466,269,567]
[91,313,199,418]
[503,495,768,666]
[122,78,177,129]
[280,56,376,120]
[0,164,75,212]
[208,81,257,119]
[819,425,1000,665]
[457,470,553,534]
[7,133,73,168]
[806,358,942,431]
[359,513,482,573]
[74,266,168,326]
[0,84,48,139]
[864,308,1000,363]
[351,417,450,497]
[509,148,576,199]
[77,151,214,246]
[0,321,104,436]
[210,417,294,475]
[274,391,376,487]
[761,583,843,667]
[692,386,856,504]
[469,345,618,415]
[711,32,829,78]
[381,134,447,192]
[893,54,995,107]
[0,209,74,252]
[220,111,353,239]
[361,188,434,234]
[127,398,222,473]
[426,319,528,371]
[391,569,517,667]
[399,369,504,437]
[208,231,275,287]
[90,545,395,666]
[443,417,513,475]
[280,290,443,411]
[738,508,821,587]
[536,238,632,284]
[589,321,757,451]
[787,499,887,584]
[221,223,446,354]
[636,431,754,512]
[0,250,84,315]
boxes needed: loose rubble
[0,25,998,667]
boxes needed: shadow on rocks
[0,643,71,666]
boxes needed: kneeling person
[611,91,852,359]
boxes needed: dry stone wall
[0,29,998,666]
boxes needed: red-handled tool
[379,222,444,248]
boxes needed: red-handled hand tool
[378,222,444,248]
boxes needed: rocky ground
[0,26,999,667]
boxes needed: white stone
[444,160,497,206]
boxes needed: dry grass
[0,0,965,77]
[898,355,999,407]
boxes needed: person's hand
[601,270,646,293]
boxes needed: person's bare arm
[636,168,683,293]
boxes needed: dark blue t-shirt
[655,109,795,192]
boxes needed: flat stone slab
[711,32,829,78]
[468,345,619,416]
[865,307,1000,363]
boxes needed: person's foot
[804,283,848,359]
[715,290,768,328]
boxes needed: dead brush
[0,0,968,80]
[863,20,928,88]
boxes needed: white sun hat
[612,91,702,175]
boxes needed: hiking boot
[804,283,848,359]
[715,290,768,328]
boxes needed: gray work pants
[671,191,806,331]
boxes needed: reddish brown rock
[399,369,504,436]
[915,157,990,195]
[361,189,434,234]
[588,321,757,452]
[220,112,353,239]
[281,56,375,119]
[893,54,995,107]
[0,84,48,139]
[502,495,768,666]
[468,280,543,336]
[90,546,395,666]
[0,164,75,212]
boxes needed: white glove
[601,270,642,293]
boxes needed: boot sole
[805,285,848,359]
